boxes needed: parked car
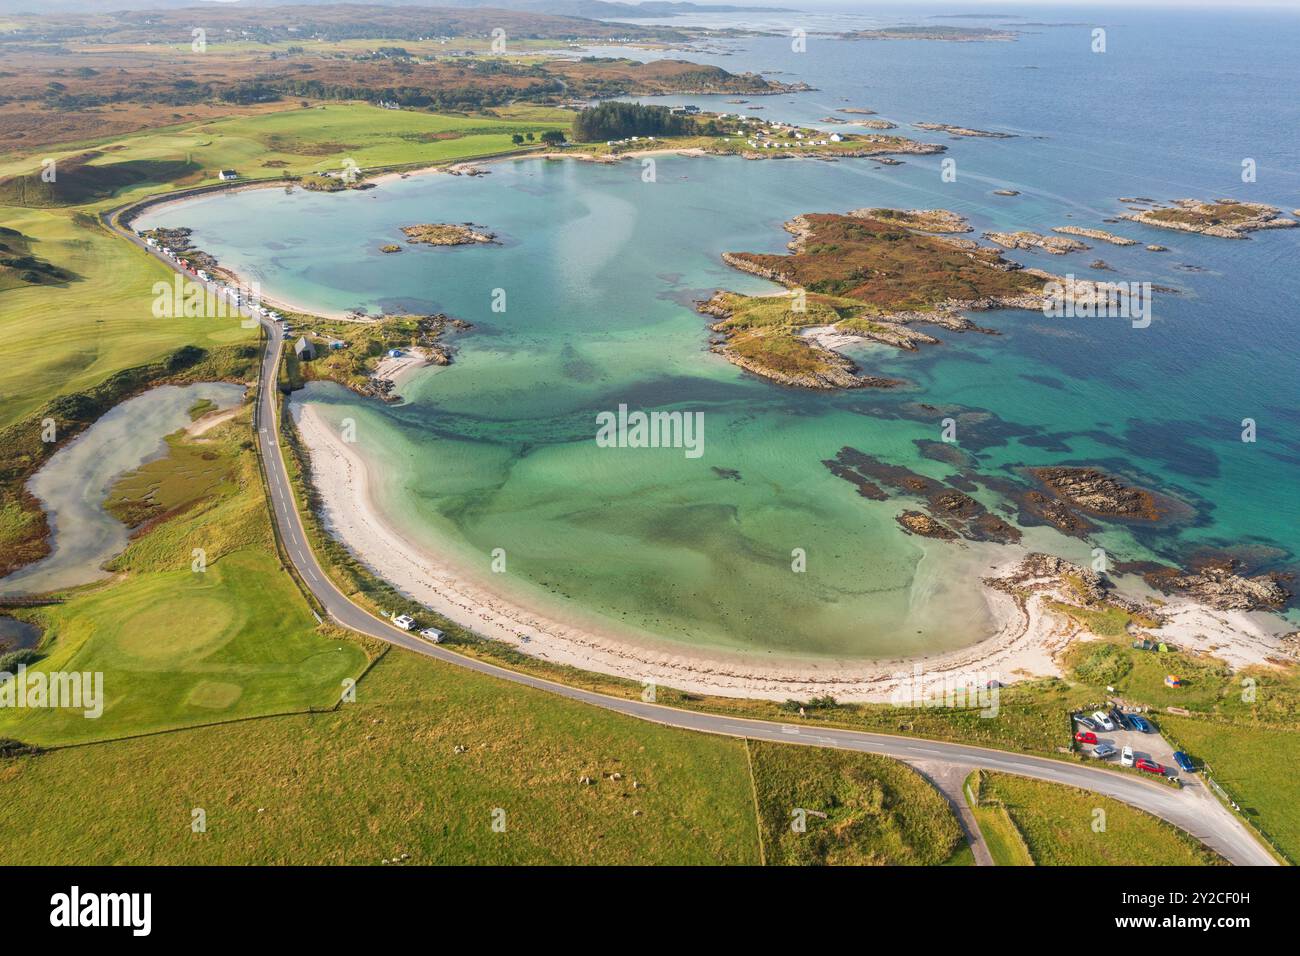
[1136,758,1166,775]
[1093,711,1116,732]
[1110,708,1131,730]
[1093,742,1117,759]
[1173,751,1196,773]
[419,627,444,643]
[1128,714,1154,734]
[1074,730,1098,744]
[1120,745,1135,767]
[1074,715,1098,731]
[392,613,416,631]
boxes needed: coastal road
[104,208,1277,867]
[249,322,1276,866]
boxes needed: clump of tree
[571,102,696,143]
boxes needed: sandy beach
[293,403,1293,702]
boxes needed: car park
[1120,745,1134,767]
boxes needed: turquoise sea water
[137,6,1300,659]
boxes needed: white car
[419,627,444,643]
[1120,745,1135,767]
[1093,742,1117,759]
[392,614,416,631]
[1093,710,1116,732]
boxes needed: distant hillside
[0,154,202,207]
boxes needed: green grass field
[0,412,372,746]
[972,803,1034,866]
[0,205,253,432]
[748,740,962,865]
[1158,716,1300,863]
[0,648,764,865]
[971,771,1222,866]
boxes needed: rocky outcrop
[1145,563,1291,611]
[1029,466,1164,521]
[913,122,1015,138]
[984,230,1089,255]
[896,510,958,539]
[1052,225,1137,246]
[401,223,496,246]
[851,207,971,233]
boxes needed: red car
[1074,730,1098,744]
[1136,758,1166,775]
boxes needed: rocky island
[401,223,497,246]
[913,122,1015,138]
[699,208,1110,390]
[1052,225,1137,246]
[984,230,1089,255]
[1122,198,1299,238]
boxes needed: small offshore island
[699,208,1107,389]
[400,223,497,246]
[1121,198,1299,238]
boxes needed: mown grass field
[748,740,962,865]
[971,771,1222,866]
[0,411,372,746]
[0,102,567,189]
[0,204,252,432]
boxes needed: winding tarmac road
[113,211,1278,867]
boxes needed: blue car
[1128,714,1154,733]
[1173,751,1196,773]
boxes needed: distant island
[914,122,1015,138]
[1121,198,1299,239]
[845,26,1019,42]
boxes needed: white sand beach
[293,403,1293,702]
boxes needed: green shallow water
[141,121,1300,661]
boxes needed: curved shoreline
[295,402,1063,701]
[294,402,1294,701]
